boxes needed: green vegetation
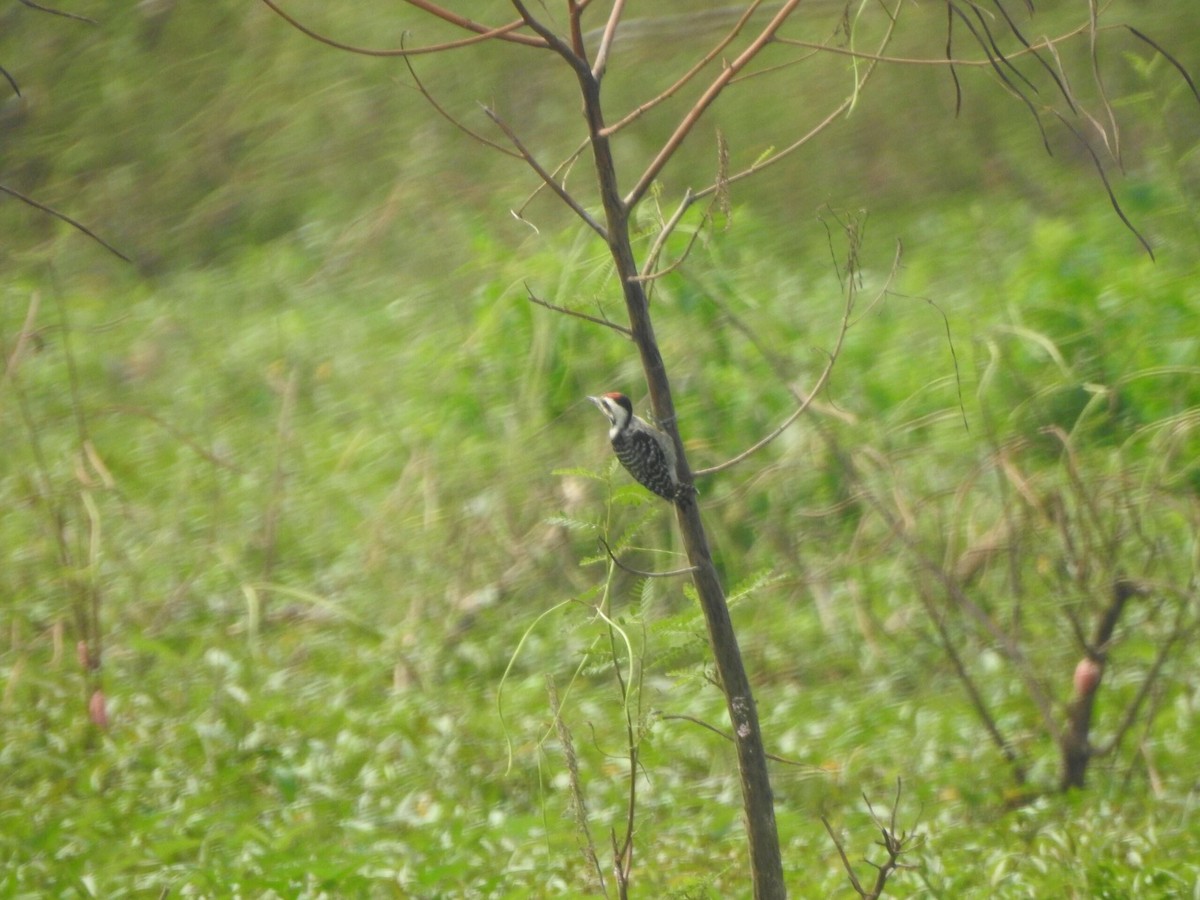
[2,2,1199,896]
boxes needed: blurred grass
[2,1,1200,896]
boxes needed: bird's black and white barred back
[588,392,691,504]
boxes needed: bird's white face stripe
[604,398,620,439]
[589,394,628,434]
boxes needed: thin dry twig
[258,0,545,53]
[100,406,243,473]
[689,0,904,204]
[1127,26,1200,106]
[965,2,1041,101]
[609,830,628,900]
[1,185,131,262]
[662,713,814,768]
[1086,0,1121,164]
[887,288,969,431]
[594,536,643,899]
[17,0,95,23]
[631,224,707,286]
[590,0,627,80]
[630,190,716,291]
[601,1,767,138]
[922,582,1028,783]
[511,140,590,225]
[1049,110,1154,259]
[777,15,1099,69]
[636,190,697,281]
[824,817,867,895]
[525,285,631,337]
[3,292,41,380]
[613,684,638,897]
[597,538,697,578]
[988,0,1078,113]
[947,1,1051,154]
[936,557,1063,741]
[1043,425,1121,557]
[259,368,299,595]
[1,64,18,97]
[483,107,607,239]
[946,2,963,114]
[510,0,591,79]
[1094,586,1197,758]
[400,51,518,157]
[53,295,108,701]
[694,238,901,477]
[822,780,919,899]
[836,437,1062,758]
[863,781,920,897]
[548,677,609,897]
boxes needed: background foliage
[2,1,1199,895]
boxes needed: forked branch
[600,1,768,137]
[689,0,903,204]
[483,107,607,238]
[624,0,804,209]
[1093,584,1197,759]
[822,780,920,899]
[400,52,519,158]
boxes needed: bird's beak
[586,395,602,410]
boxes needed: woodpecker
[588,392,690,504]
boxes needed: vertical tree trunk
[577,72,786,900]
[1060,688,1097,791]
[1059,579,1136,791]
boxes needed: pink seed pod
[1073,657,1103,697]
[88,689,109,730]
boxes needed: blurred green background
[2,2,1199,896]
